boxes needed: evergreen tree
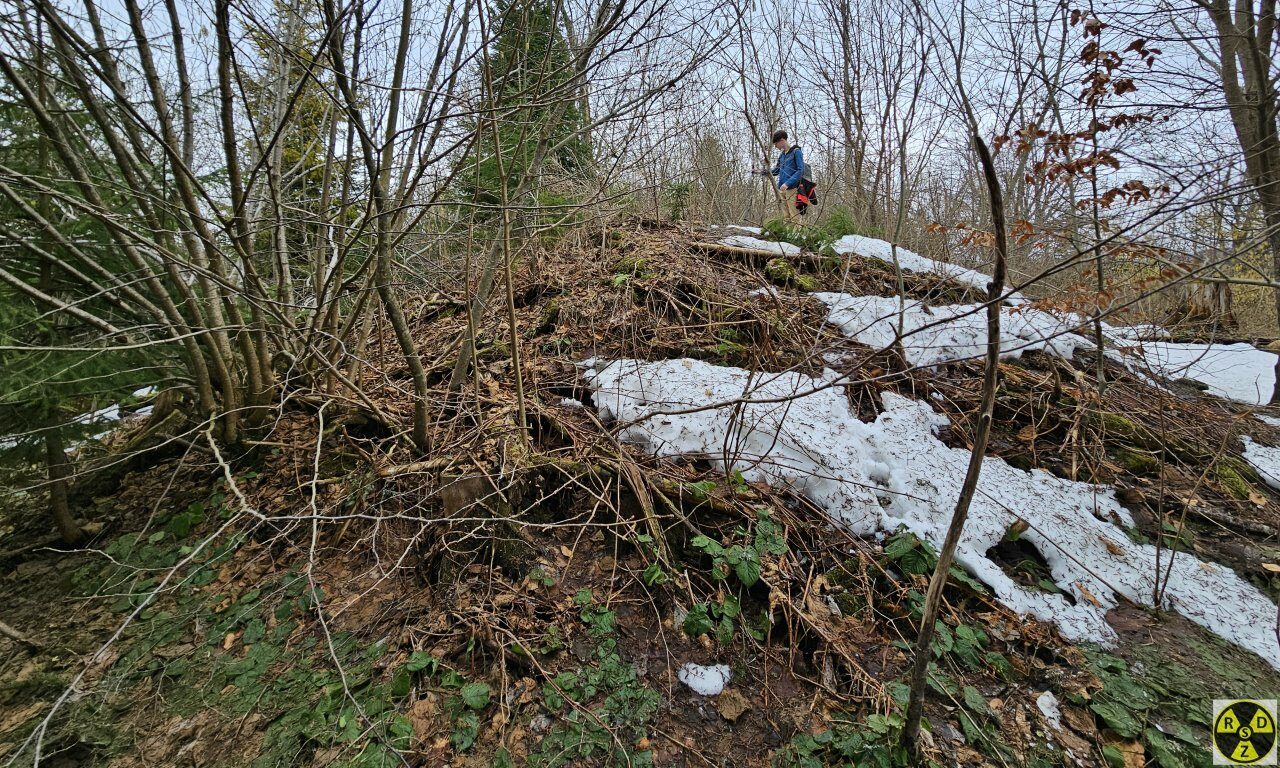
[0,69,163,543]
[454,0,590,211]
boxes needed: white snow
[677,663,731,696]
[587,358,1280,669]
[815,294,1094,367]
[557,398,584,408]
[815,285,1276,407]
[829,235,1025,304]
[589,359,886,532]
[1242,437,1280,491]
[1036,691,1063,730]
[1106,324,1170,340]
[71,403,121,426]
[1126,342,1276,405]
[132,386,158,398]
[709,224,762,235]
[717,234,801,257]
[1258,415,1280,428]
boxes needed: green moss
[1096,412,1144,442]
[534,298,561,335]
[477,340,511,362]
[764,257,818,292]
[1215,461,1254,500]
[1115,447,1160,475]
[1090,411,1209,464]
[612,253,648,274]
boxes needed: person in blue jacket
[769,129,816,221]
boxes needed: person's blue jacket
[771,146,810,189]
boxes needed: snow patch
[677,663,731,696]
[709,224,762,235]
[1127,342,1276,405]
[1036,691,1063,730]
[718,235,801,257]
[72,403,121,426]
[587,358,1280,669]
[590,359,886,533]
[1242,437,1280,491]
[1258,414,1280,428]
[815,286,1273,407]
[1106,324,1169,341]
[829,235,1025,304]
[815,294,1093,366]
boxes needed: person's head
[772,130,789,151]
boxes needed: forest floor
[2,221,1280,768]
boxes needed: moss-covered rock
[764,257,818,292]
[1115,447,1160,475]
[534,298,561,335]
[612,253,648,274]
[477,339,511,362]
[1215,461,1255,500]
[1089,411,1209,463]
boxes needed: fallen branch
[0,618,41,651]
[688,241,828,266]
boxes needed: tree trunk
[901,130,1008,755]
[45,426,83,546]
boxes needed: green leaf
[882,532,919,560]
[405,651,437,673]
[1091,699,1143,739]
[451,711,480,751]
[753,512,787,556]
[690,535,724,557]
[733,550,761,587]
[1101,744,1126,768]
[948,565,987,593]
[390,668,412,698]
[962,685,993,718]
[241,618,265,645]
[642,563,668,586]
[461,681,490,710]
[865,713,893,736]
[715,615,735,645]
[685,479,716,500]
[682,603,714,637]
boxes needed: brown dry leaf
[517,678,538,706]
[0,701,46,735]
[1016,424,1038,443]
[1250,491,1269,508]
[1108,739,1145,768]
[1100,537,1125,557]
[409,694,443,740]
[1264,563,1280,573]
[1078,584,1102,608]
[222,632,237,650]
